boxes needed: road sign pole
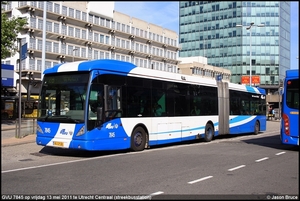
[17,38,22,138]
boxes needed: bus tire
[204,123,214,142]
[254,121,260,135]
[130,127,146,152]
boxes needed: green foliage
[1,1,28,59]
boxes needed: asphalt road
[1,120,298,198]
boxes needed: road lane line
[188,175,213,184]
[276,151,286,155]
[228,165,245,171]
[150,191,164,196]
[255,157,269,162]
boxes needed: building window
[61,43,66,54]
[37,39,42,50]
[53,42,59,53]
[105,19,110,28]
[68,26,74,37]
[82,12,87,21]
[89,14,93,23]
[46,41,52,52]
[38,19,43,29]
[46,21,52,32]
[62,6,67,16]
[94,50,98,59]
[76,10,81,20]
[54,23,59,33]
[88,31,93,41]
[82,30,86,39]
[100,17,105,26]
[54,3,60,14]
[62,24,67,35]
[75,28,80,38]
[81,48,86,58]
[29,58,35,71]
[95,16,99,25]
[100,51,104,59]
[69,8,74,18]
[88,49,92,60]
[94,33,99,42]
[100,34,104,43]
[37,60,41,71]
[46,1,53,12]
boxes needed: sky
[114,1,299,70]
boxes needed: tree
[1,1,28,59]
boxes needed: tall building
[179,1,290,97]
[1,1,180,96]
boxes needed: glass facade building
[179,1,290,92]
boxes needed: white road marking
[255,157,269,162]
[188,175,213,184]
[228,165,245,171]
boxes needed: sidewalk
[1,134,36,147]
[1,120,36,147]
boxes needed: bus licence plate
[53,141,64,146]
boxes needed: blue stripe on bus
[245,85,258,93]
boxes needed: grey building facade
[179,1,291,96]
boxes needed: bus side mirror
[96,107,103,127]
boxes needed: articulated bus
[36,59,267,151]
[280,69,299,146]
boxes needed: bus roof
[286,69,299,78]
[44,59,265,95]
[44,59,136,74]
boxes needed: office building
[1,1,180,96]
[179,1,290,100]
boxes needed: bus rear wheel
[204,123,214,142]
[130,127,146,152]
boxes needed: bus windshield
[38,73,89,123]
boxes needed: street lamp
[72,48,78,62]
[236,22,264,86]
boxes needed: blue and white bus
[36,59,267,151]
[280,69,299,146]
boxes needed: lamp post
[236,22,264,86]
[73,48,78,62]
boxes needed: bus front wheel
[130,127,146,152]
[204,123,214,142]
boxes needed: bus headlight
[76,126,85,136]
[36,124,43,133]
